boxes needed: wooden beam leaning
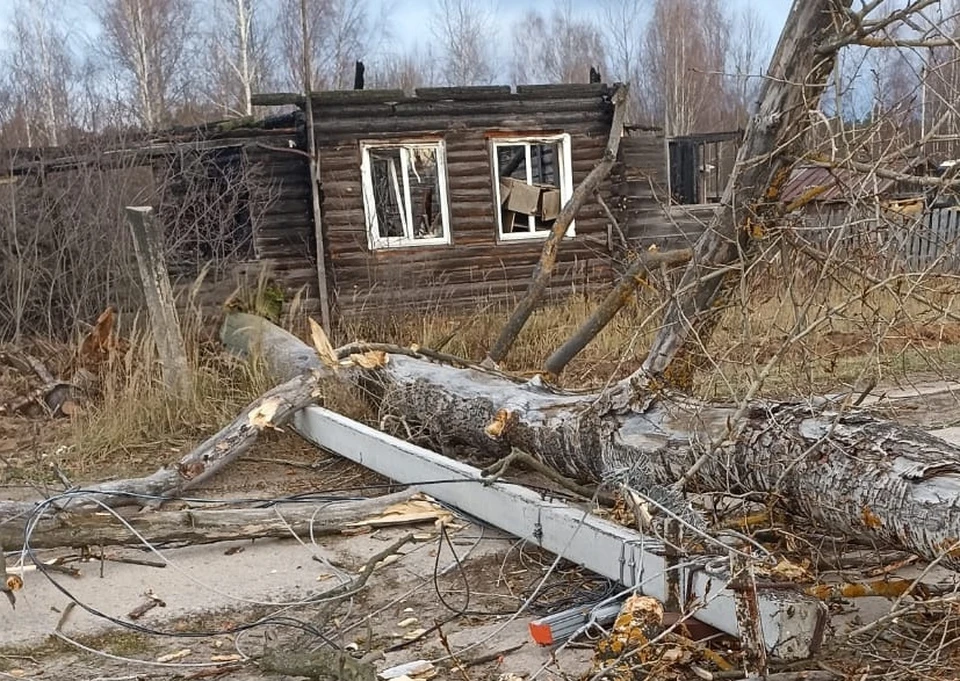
[543,247,692,378]
[291,404,827,660]
[299,0,333,334]
[125,206,193,398]
[485,83,630,367]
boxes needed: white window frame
[491,134,575,241]
[360,140,452,250]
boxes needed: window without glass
[361,141,450,249]
[491,135,574,240]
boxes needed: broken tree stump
[126,205,193,399]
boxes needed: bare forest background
[4,0,960,155]
[3,0,778,143]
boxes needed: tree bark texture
[223,312,960,571]
[636,0,850,388]
[486,84,629,366]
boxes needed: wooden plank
[414,86,513,100]
[126,206,193,398]
[515,83,613,98]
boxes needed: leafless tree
[727,1,770,125]
[919,1,960,159]
[276,0,376,91]
[600,0,648,122]
[204,0,274,116]
[1,0,76,147]
[431,0,496,86]
[510,1,606,86]
[93,0,196,130]
[643,0,732,135]
[368,48,440,93]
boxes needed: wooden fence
[798,205,960,273]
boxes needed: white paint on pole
[293,405,827,660]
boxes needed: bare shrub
[0,138,277,343]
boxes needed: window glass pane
[369,148,404,238]
[497,144,528,182]
[406,146,444,239]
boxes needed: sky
[386,0,791,51]
[0,0,794,58]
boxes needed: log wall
[1,91,725,331]
[309,85,618,317]
[608,132,717,255]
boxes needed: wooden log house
[0,84,730,326]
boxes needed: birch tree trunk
[222,312,960,572]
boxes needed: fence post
[126,206,193,399]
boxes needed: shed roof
[780,164,897,205]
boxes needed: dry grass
[9,251,960,484]
[63,298,272,480]
[336,262,960,402]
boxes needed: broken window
[361,141,450,249]
[668,131,742,205]
[492,135,575,240]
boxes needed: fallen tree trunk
[224,312,960,571]
[3,492,413,550]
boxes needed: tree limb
[485,83,630,367]
[629,0,851,392]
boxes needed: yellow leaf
[309,318,339,369]
[765,557,811,581]
[349,351,388,369]
[156,649,192,663]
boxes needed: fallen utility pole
[292,404,827,660]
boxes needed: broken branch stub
[485,83,629,367]
[60,370,323,513]
[633,0,851,390]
